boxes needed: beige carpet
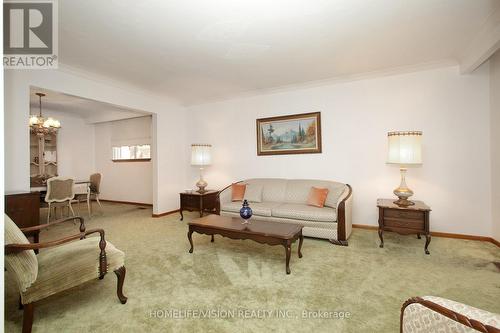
[5,202,500,332]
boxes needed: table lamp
[191,144,212,193]
[387,131,422,206]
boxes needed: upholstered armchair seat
[22,238,125,305]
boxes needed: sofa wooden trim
[400,297,500,333]
[329,184,352,246]
[216,181,244,214]
[217,181,243,198]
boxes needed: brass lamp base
[393,168,415,207]
[393,198,415,207]
[196,179,207,193]
[196,168,208,193]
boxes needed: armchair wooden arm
[5,228,105,253]
[21,216,85,234]
[401,297,500,333]
[5,228,108,276]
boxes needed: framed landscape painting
[256,112,322,155]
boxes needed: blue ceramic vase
[239,199,253,223]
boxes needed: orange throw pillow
[307,187,329,208]
[231,183,246,201]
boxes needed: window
[112,144,151,161]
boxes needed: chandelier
[29,92,61,135]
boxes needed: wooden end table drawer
[181,195,199,208]
[384,209,423,220]
[384,218,424,230]
[377,199,431,255]
[179,191,220,221]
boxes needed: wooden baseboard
[95,199,178,218]
[429,231,492,242]
[352,224,499,247]
[152,209,179,218]
[352,224,378,230]
[99,199,153,207]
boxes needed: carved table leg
[424,234,431,255]
[180,210,184,221]
[211,234,214,243]
[114,266,128,304]
[188,229,194,253]
[378,228,384,248]
[298,232,303,258]
[417,233,421,239]
[285,241,292,275]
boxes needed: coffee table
[187,215,303,274]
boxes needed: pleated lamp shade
[387,131,422,165]
[191,144,212,166]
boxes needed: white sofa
[218,178,353,245]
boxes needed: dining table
[31,180,94,217]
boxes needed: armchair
[4,214,127,333]
[401,296,500,333]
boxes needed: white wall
[490,52,500,242]
[42,110,95,180]
[4,68,187,214]
[4,64,495,229]
[152,112,188,214]
[94,116,153,204]
[187,65,492,236]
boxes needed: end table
[180,190,219,221]
[377,199,431,254]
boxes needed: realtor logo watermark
[3,0,58,69]
[149,308,352,320]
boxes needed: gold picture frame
[256,112,322,156]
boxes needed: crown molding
[185,59,457,107]
[57,62,182,106]
[59,59,458,108]
[58,58,460,109]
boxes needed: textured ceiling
[58,0,499,105]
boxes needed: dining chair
[45,177,75,223]
[90,173,103,209]
[73,183,91,217]
[74,173,103,217]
